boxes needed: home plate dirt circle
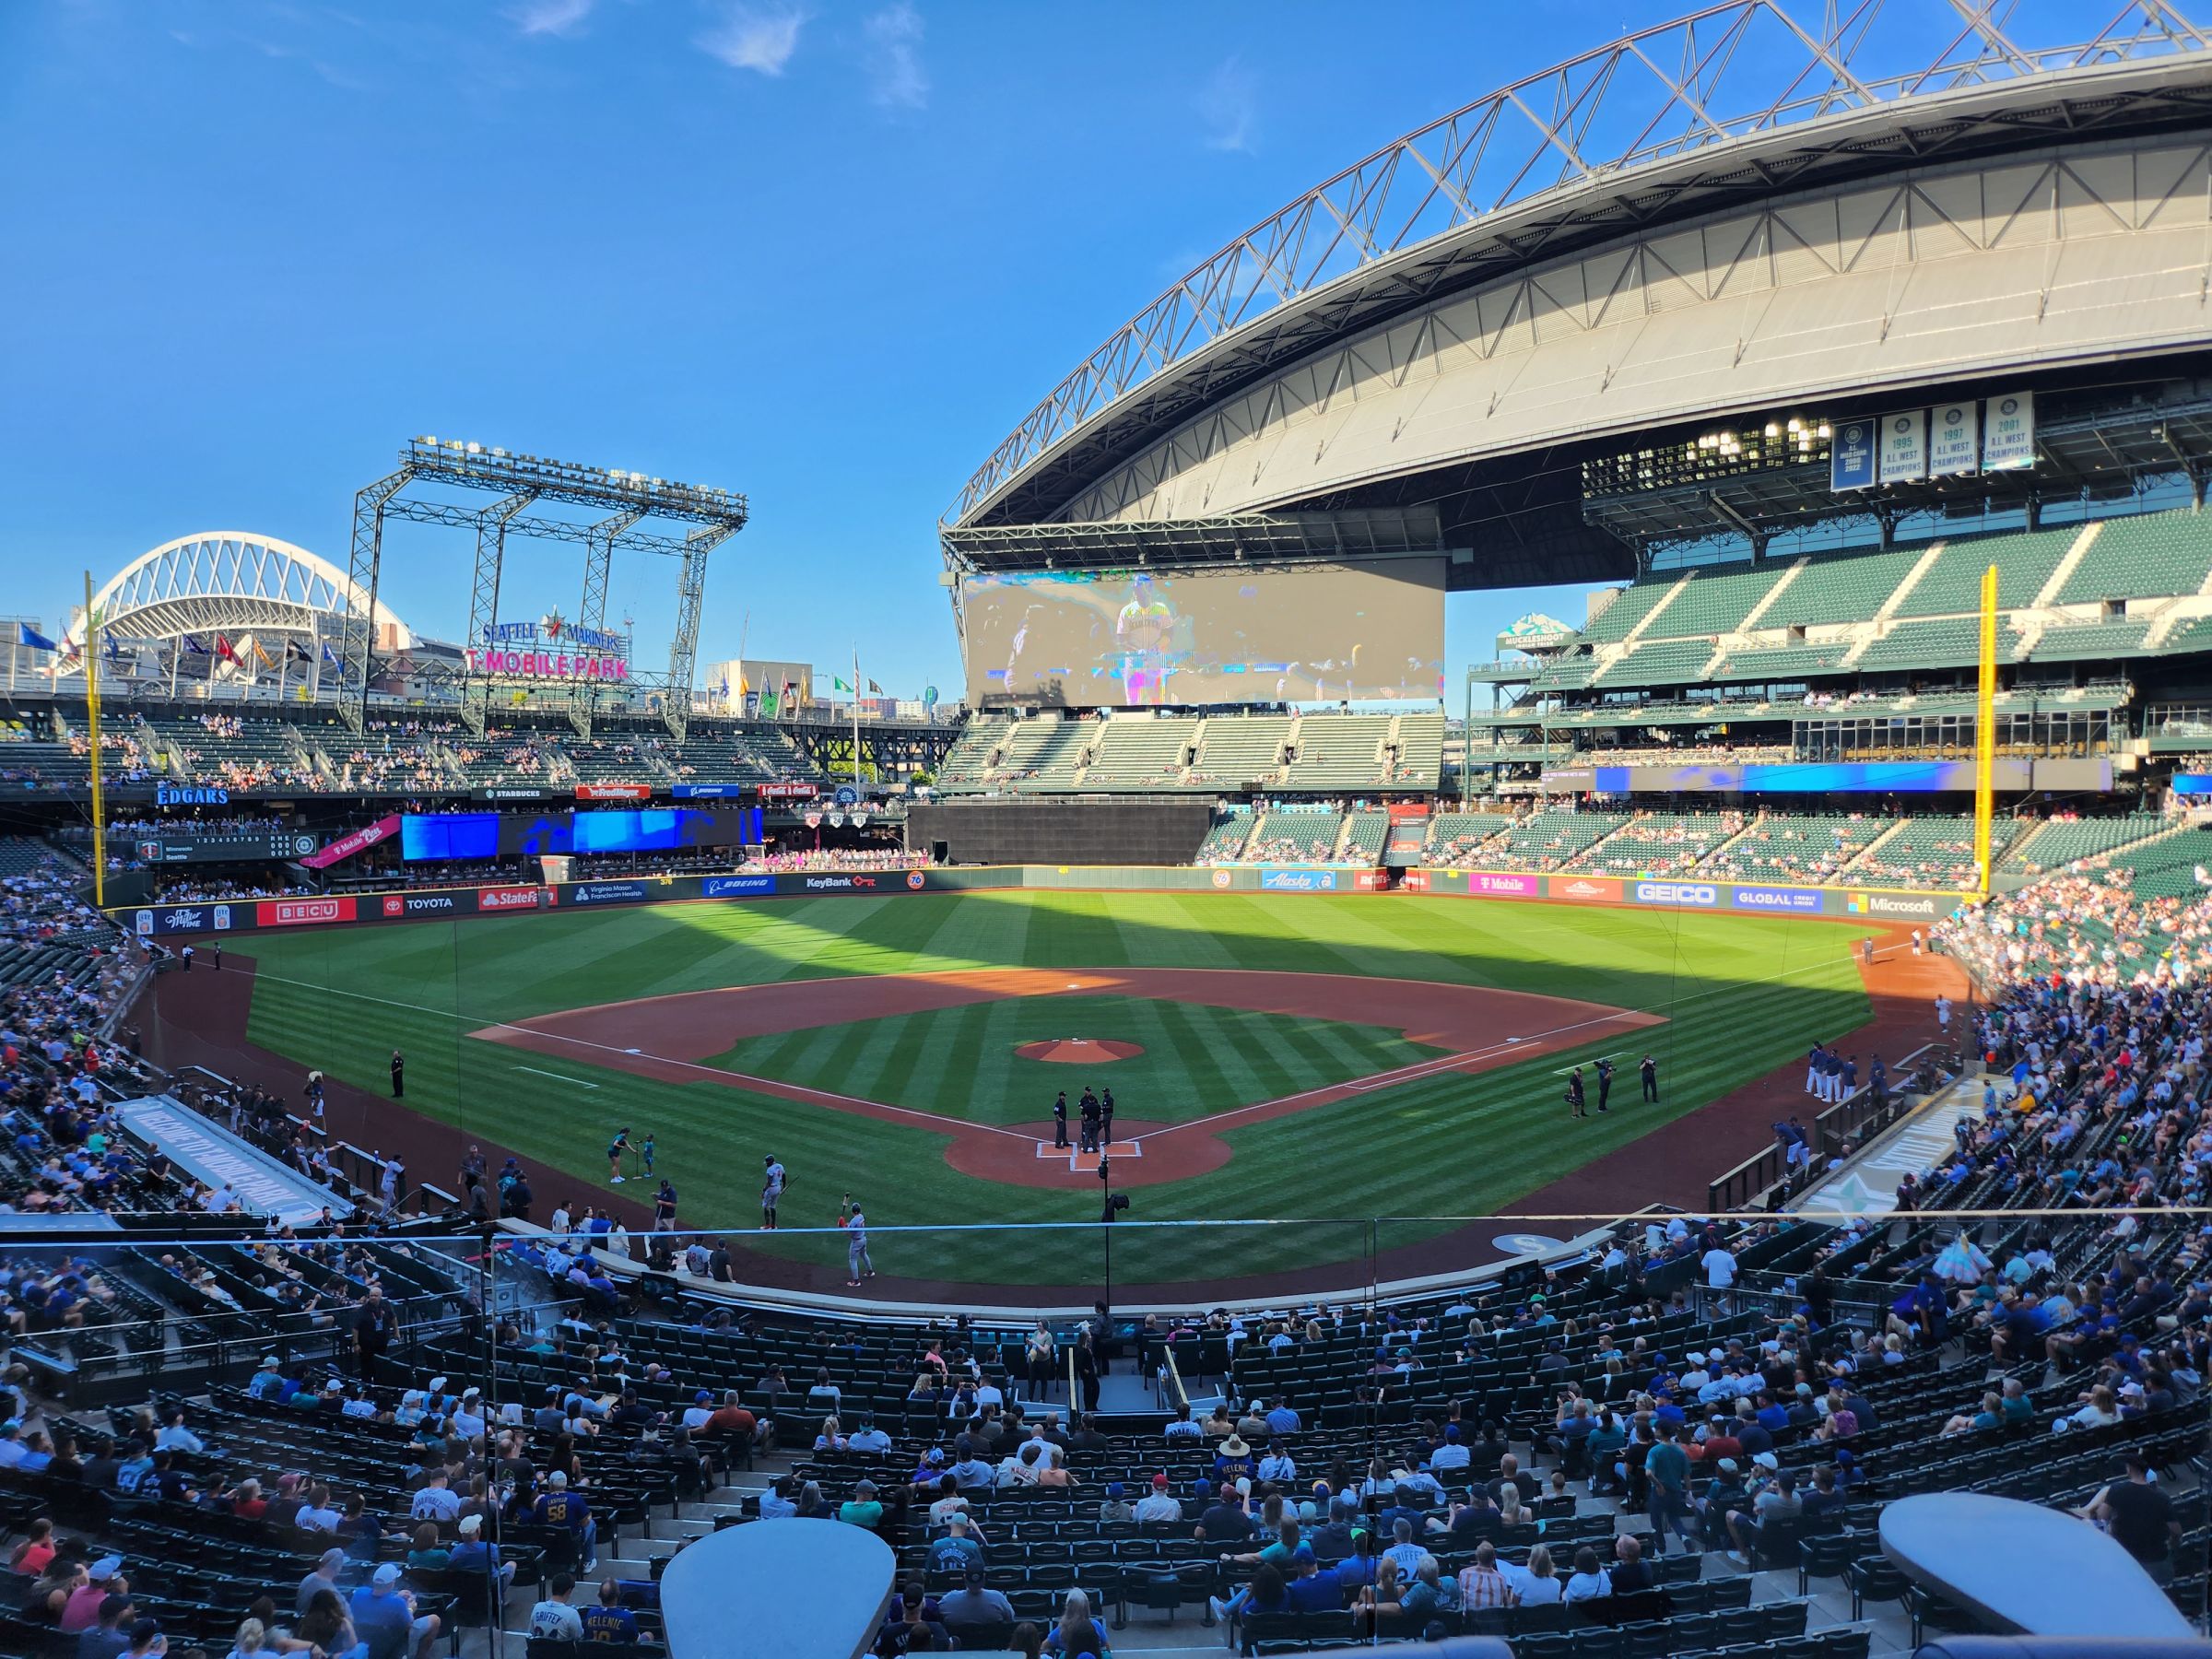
[1014,1038,1145,1063]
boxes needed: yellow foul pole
[1973,562,1997,896]
[83,571,107,909]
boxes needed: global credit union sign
[1732,886,1822,912]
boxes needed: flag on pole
[100,629,121,662]
[758,684,778,718]
[832,675,854,693]
[250,638,276,669]
[867,678,883,695]
[182,634,211,656]
[13,622,54,652]
[321,641,340,666]
[286,638,313,664]
[215,634,238,664]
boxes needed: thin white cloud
[861,2,926,111]
[1198,55,1257,154]
[698,3,806,75]
[509,0,595,37]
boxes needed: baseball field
[156,887,1926,1299]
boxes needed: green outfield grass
[235,889,1872,1287]
[705,994,1445,1124]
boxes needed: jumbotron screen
[959,559,1446,707]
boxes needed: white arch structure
[75,532,413,651]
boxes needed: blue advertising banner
[2171,774,2212,797]
[703,875,776,898]
[670,784,739,798]
[1632,879,1719,907]
[1731,885,1823,913]
[1259,869,1340,892]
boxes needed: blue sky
[0,0,1906,700]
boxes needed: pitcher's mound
[1015,1039,1144,1064]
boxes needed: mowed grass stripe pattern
[240,892,1868,1282]
[707,995,1442,1124]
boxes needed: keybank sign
[1634,881,1717,907]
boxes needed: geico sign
[1635,882,1717,906]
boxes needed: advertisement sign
[1540,769,1595,793]
[800,873,884,891]
[381,891,468,917]
[1928,402,1979,476]
[1385,803,1430,823]
[1469,872,1541,898]
[568,880,653,906]
[576,782,651,801]
[1633,880,1718,907]
[1352,868,1383,892]
[1259,869,1339,892]
[703,875,776,898]
[1982,391,2035,471]
[1877,409,1927,483]
[1732,885,1823,913]
[1549,875,1622,902]
[113,1095,351,1224]
[477,786,550,801]
[134,902,238,936]
[465,647,630,681]
[760,782,819,801]
[257,897,357,927]
[1401,869,1432,892]
[155,783,231,806]
[671,784,739,799]
[1830,418,1877,490]
[303,814,401,870]
[1844,890,1949,918]
[477,884,547,912]
[2171,773,2212,797]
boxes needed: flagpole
[83,573,108,910]
[168,637,180,700]
[853,644,862,793]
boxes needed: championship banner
[302,814,401,869]
[827,811,844,828]
[805,811,823,829]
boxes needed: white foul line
[514,1065,600,1089]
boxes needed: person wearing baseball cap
[936,1561,1014,1635]
[1134,1472,1182,1524]
[350,1561,441,1659]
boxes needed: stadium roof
[950,1,2212,533]
[77,532,412,649]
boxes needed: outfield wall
[113,861,1954,937]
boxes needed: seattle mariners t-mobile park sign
[466,611,630,680]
